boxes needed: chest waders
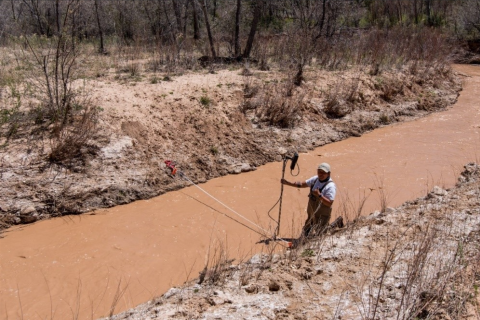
[303,180,332,237]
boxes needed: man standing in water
[281,163,336,237]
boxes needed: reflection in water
[0,65,479,319]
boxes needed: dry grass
[48,105,99,167]
[241,80,305,129]
[323,77,361,118]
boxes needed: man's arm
[311,189,334,207]
[281,179,307,188]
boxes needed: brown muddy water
[1,65,479,319]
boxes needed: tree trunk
[318,0,327,37]
[10,0,16,21]
[234,0,241,57]
[243,0,262,59]
[199,0,216,57]
[212,0,217,21]
[55,0,60,34]
[94,0,105,54]
[413,0,418,24]
[172,0,183,33]
[424,0,432,26]
[162,0,177,44]
[192,0,201,40]
[22,0,46,35]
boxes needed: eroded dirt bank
[0,64,461,230]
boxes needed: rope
[179,172,292,248]
[267,158,300,238]
[275,160,287,237]
[164,160,293,247]
[180,191,265,237]
[178,172,271,236]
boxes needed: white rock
[21,206,36,215]
[432,186,447,196]
[249,253,268,264]
[101,136,133,159]
[278,147,287,156]
[162,287,180,299]
[0,202,8,212]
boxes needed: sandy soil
[0,63,462,230]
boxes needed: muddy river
[1,65,479,319]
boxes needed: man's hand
[312,189,322,197]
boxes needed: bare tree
[234,0,241,57]
[9,0,16,21]
[425,0,432,26]
[172,0,183,33]
[24,0,81,127]
[243,0,262,59]
[21,0,48,35]
[461,0,480,35]
[93,0,105,54]
[199,0,216,57]
[190,0,201,40]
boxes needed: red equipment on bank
[164,160,177,175]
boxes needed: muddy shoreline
[0,65,462,231]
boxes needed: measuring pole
[274,158,288,239]
[274,152,298,239]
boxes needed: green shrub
[210,146,218,155]
[200,96,212,107]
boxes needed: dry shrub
[240,67,253,76]
[417,96,437,111]
[238,264,254,287]
[324,89,348,118]
[316,38,351,71]
[390,225,474,319]
[255,83,304,128]
[144,43,200,74]
[240,76,262,114]
[323,78,360,118]
[379,113,390,124]
[198,238,233,286]
[48,106,99,167]
[361,118,376,131]
[243,78,259,99]
[311,26,450,74]
[293,63,304,86]
[338,189,372,224]
[375,77,403,102]
[348,206,480,320]
[126,62,140,76]
[146,58,162,73]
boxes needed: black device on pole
[288,152,298,170]
[274,152,299,239]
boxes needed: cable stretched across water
[178,172,271,236]
[165,160,293,246]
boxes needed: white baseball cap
[317,163,331,173]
